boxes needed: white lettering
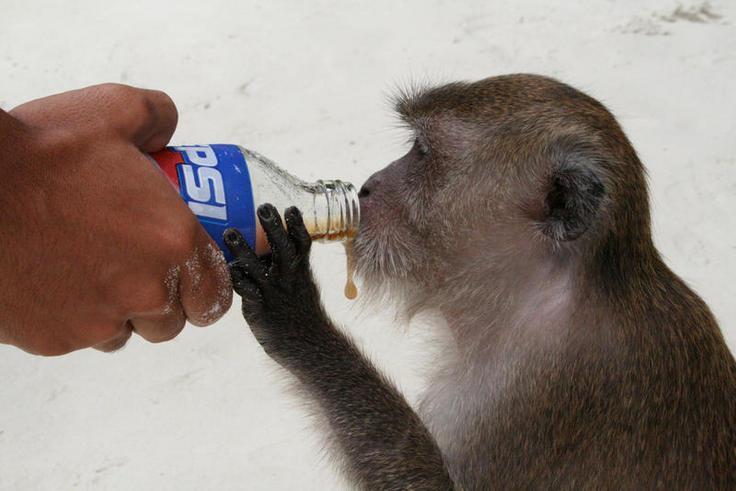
[188,202,227,220]
[177,146,228,221]
[175,145,217,167]
[181,165,226,205]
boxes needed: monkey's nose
[359,174,381,199]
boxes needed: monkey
[223,74,736,490]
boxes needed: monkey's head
[354,74,651,314]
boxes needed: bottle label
[150,144,256,261]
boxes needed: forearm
[288,321,454,490]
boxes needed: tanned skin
[225,74,736,490]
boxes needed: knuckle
[130,281,172,315]
[27,332,78,356]
[92,84,174,134]
[130,95,159,129]
[31,127,79,166]
[31,343,73,357]
[160,233,190,265]
[147,334,174,344]
[92,83,140,106]
[157,218,201,265]
[134,89,176,136]
[89,83,153,132]
[147,89,177,119]
[146,321,185,344]
[129,313,184,343]
[94,329,132,352]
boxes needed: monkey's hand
[225,205,454,489]
[223,203,328,364]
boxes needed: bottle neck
[308,180,360,242]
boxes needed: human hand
[0,84,232,355]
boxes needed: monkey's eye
[414,137,430,157]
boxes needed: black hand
[225,205,453,490]
[224,204,324,361]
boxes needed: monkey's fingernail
[224,228,241,244]
[258,205,274,221]
[286,207,300,220]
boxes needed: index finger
[10,83,178,153]
[90,84,179,152]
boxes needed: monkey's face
[354,75,645,305]
[354,123,518,296]
[354,138,438,288]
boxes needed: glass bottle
[149,144,360,259]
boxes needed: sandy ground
[1,0,735,489]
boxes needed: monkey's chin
[352,230,408,283]
[351,228,428,316]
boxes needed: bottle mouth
[312,180,360,241]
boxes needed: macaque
[224,74,736,489]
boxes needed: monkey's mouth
[356,189,394,229]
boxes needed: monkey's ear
[540,164,605,242]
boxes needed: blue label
[155,144,256,261]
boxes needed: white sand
[1,0,734,489]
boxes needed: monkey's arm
[224,204,454,490]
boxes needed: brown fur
[229,74,736,490]
[351,74,736,489]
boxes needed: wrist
[282,319,351,369]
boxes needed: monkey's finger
[223,228,256,259]
[285,206,312,258]
[230,261,263,298]
[257,204,294,274]
[224,228,266,281]
[230,265,265,317]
